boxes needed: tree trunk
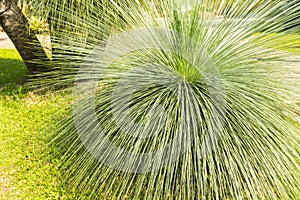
[0,0,49,74]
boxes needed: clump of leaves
[17,0,49,34]
[39,0,300,199]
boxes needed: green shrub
[39,0,300,199]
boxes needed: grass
[0,50,78,199]
[0,49,27,86]
[0,32,299,199]
[0,93,73,199]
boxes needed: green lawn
[0,34,299,199]
[0,49,27,86]
[0,49,77,199]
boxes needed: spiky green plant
[17,0,49,34]
[37,0,300,199]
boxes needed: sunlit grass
[0,93,72,199]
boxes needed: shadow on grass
[0,57,27,84]
[0,49,28,96]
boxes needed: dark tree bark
[0,0,49,74]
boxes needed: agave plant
[39,0,300,199]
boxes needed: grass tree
[41,0,300,199]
